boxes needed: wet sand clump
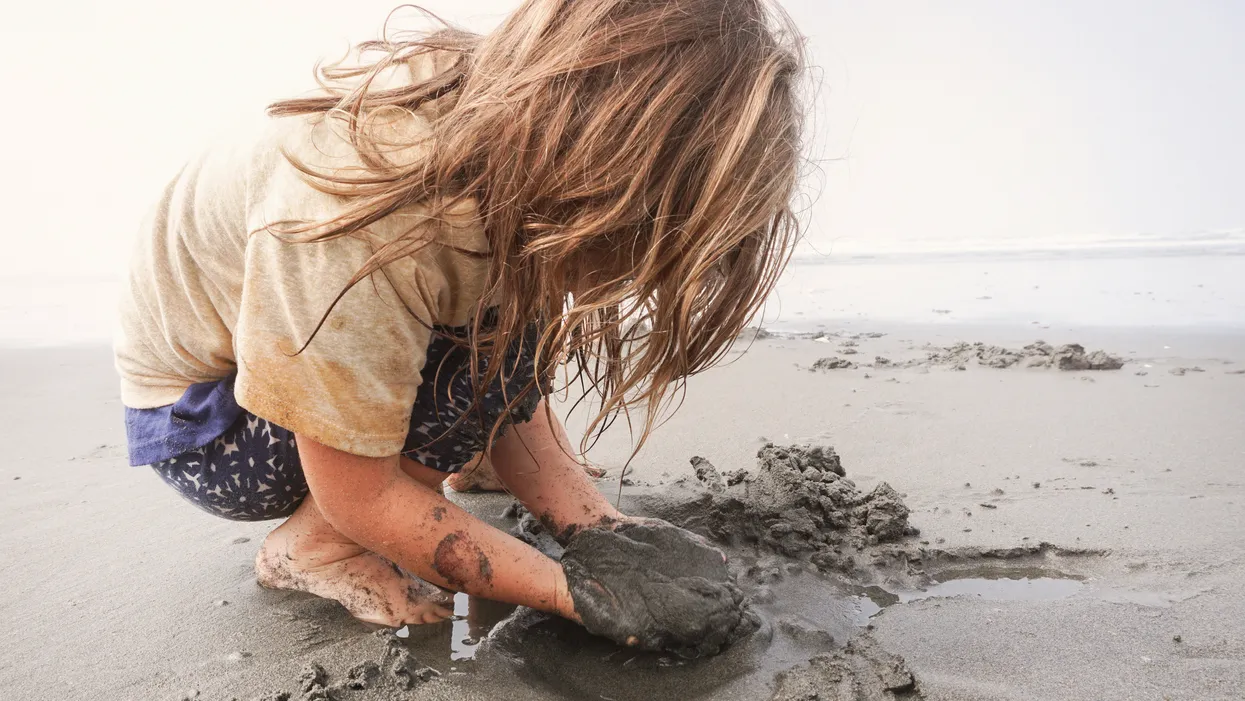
[246,630,440,701]
[811,357,858,371]
[769,634,921,700]
[917,341,1124,371]
[690,455,747,491]
[633,445,922,582]
[808,340,1125,373]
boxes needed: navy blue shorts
[144,322,543,522]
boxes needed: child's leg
[149,415,306,522]
[152,413,453,627]
[255,492,452,626]
[256,459,454,625]
[443,452,506,493]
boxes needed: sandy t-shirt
[115,64,490,458]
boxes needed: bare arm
[489,400,624,541]
[296,435,576,619]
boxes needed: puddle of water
[853,566,1086,618]
[398,593,518,665]
[896,575,1083,604]
[449,593,519,660]
[832,566,1191,625]
[743,565,1089,636]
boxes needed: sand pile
[811,357,858,371]
[633,445,922,582]
[769,634,921,701]
[809,341,1124,373]
[244,631,439,701]
[917,341,1125,371]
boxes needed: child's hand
[553,569,581,624]
[609,516,724,558]
[559,519,757,658]
[606,516,727,568]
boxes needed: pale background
[1,1,1242,342]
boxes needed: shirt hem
[235,381,410,459]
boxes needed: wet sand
[2,324,1244,700]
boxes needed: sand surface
[3,324,1244,700]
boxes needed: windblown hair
[268,0,806,455]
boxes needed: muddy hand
[613,516,726,562]
[560,520,758,658]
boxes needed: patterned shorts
[152,322,544,522]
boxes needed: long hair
[268,0,806,457]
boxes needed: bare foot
[446,453,606,492]
[445,453,506,493]
[255,497,452,626]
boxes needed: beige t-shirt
[115,63,490,458]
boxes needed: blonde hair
[269,0,806,455]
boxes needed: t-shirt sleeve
[233,230,438,457]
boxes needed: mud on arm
[488,400,625,543]
[297,435,577,619]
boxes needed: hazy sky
[2,0,1243,278]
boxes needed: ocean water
[763,230,1245,334]
[2,233,1243,348]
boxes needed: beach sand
[2,324,1244,700]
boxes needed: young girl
[117,0,803,634]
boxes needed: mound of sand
[919,341,1125,371]
[245,630,440,701]
[811,357,858,371]
[769,633,920,701]
[633,445,922,583]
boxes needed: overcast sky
[2,0,1242,278]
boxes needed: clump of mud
[1042,343,1126,370]
[738,326,777,340]
[811,357,858,371]
[690,456,746,491]
[917,341,1124,371]
[247,630,439,701]
[505,501,565,560]
[634,445,922,584]
[770,633,922,700]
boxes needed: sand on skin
[2,323,1244,700]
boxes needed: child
[116,0,803,634]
